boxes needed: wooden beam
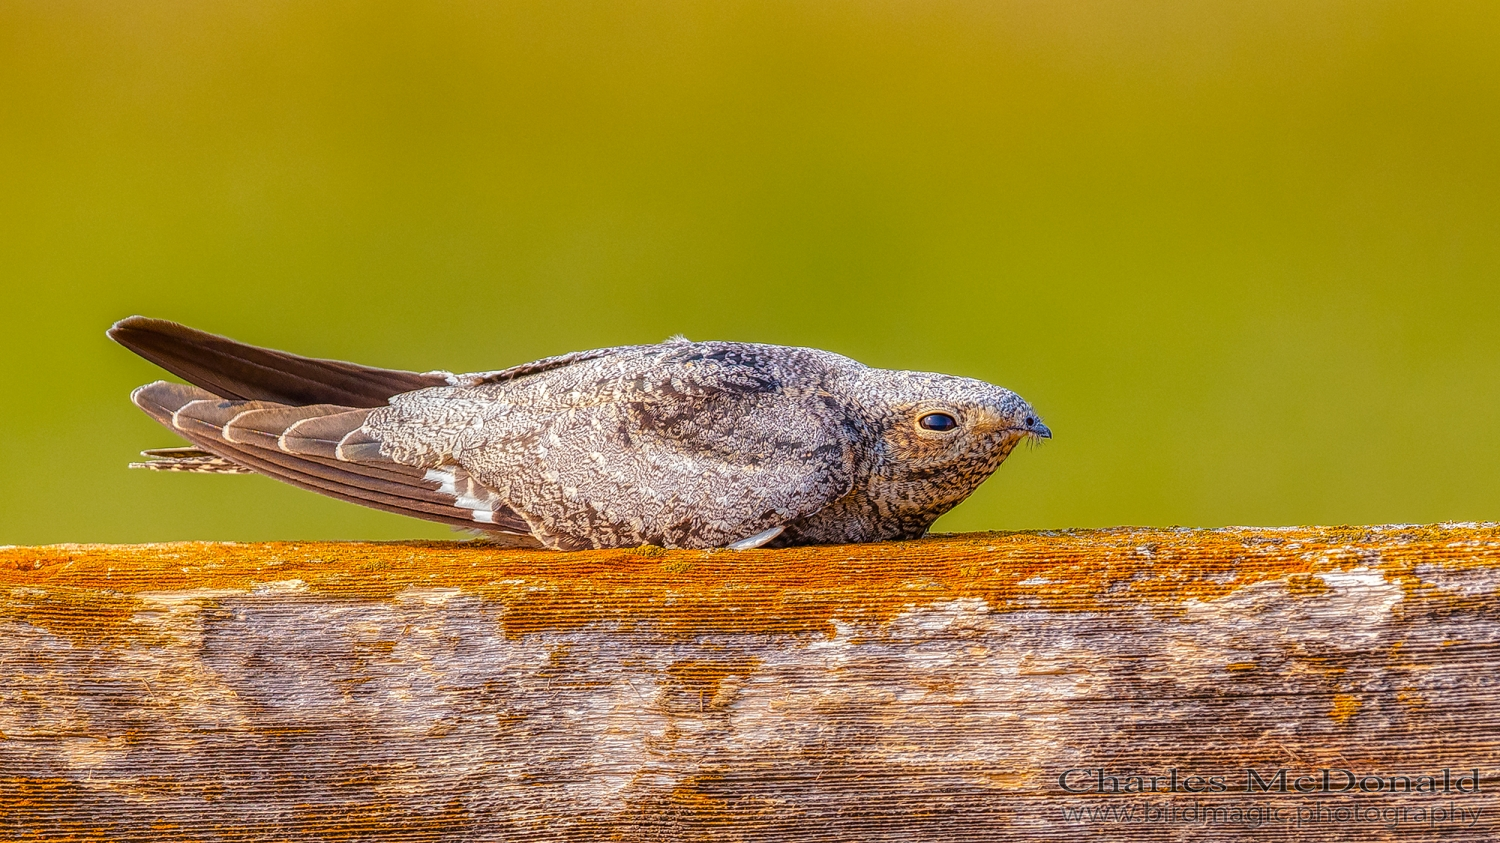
[3,525,1498,840]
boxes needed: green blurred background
[3,1,1498,544]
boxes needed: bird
[110,316,1050,551]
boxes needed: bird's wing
[130,380,540,542]
[367,344,859,550]
[109,316,454,407]
[110,315,658,406]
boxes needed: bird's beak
[1029,422,1052,440]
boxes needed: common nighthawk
[111,317,1050,550]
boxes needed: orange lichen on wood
[4,523,1497,640]
[2,524,1499,842]
[1329,693,1363,725]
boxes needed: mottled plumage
[111,317,1050,550]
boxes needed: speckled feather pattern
[113,318,1049,550]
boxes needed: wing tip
[107,314,162,343]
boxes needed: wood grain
[3,524,1498,841]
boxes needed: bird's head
[851,367,1049,512]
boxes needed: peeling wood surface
[3,524,1499,841]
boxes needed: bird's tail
[127,379,539,542]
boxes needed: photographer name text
[1058,768,1482,795]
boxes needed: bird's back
[367,339,871,549]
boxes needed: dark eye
[918,412,958,432]
[1025,416,1036,427]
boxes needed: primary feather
[108,316,452,406]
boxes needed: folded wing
[109,316,453,406]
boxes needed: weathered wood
[3,525,1498,841]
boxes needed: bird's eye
[918,412,958,432]
[1025,416,1036,427]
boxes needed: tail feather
[128,380,537,541]
[130,447,253,474]
[109,316,452,407]
[225,405,371,460]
